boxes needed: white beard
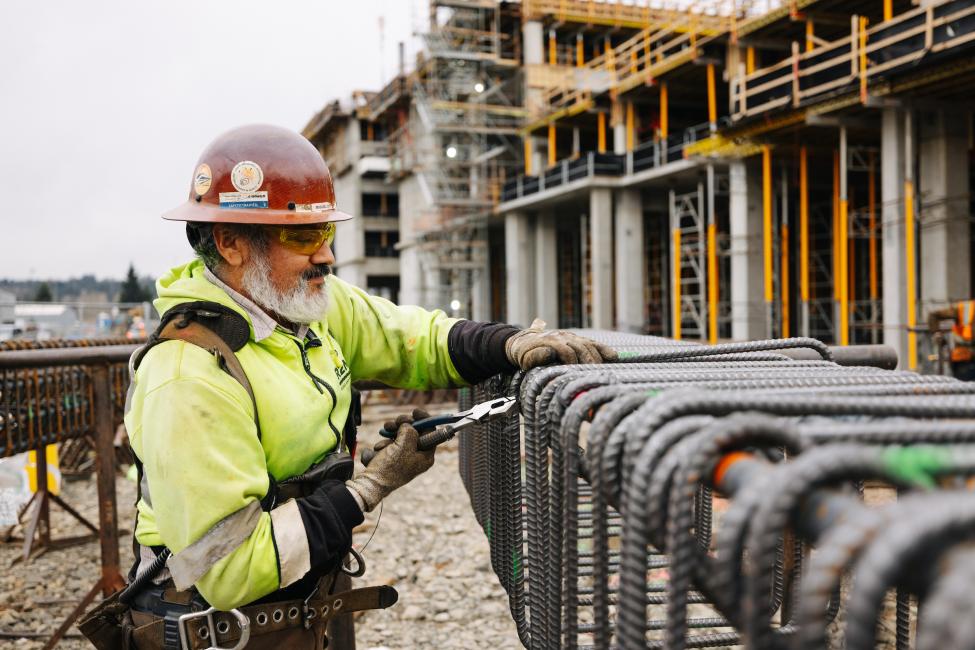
[241,250,331,324]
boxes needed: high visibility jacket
[953,300,975,362]
[125,260,466,610]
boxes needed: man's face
[239,225,336,324]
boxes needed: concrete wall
[332,169,366,288]
[397,174,429,309]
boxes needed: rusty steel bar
[0,344,137,370]
[92,363,124,596]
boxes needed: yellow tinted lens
[274,223,336,254]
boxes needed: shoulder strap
[160,320,261,436]
[134,301,260,438]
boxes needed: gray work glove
[346,409,435,512]
[505,319,618,370]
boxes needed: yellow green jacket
[125,260,465,609]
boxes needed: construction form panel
[557,215,584,329]
[614,188,644,333]
[590,188,614,329]
[643,201,669,336]
[729,159,766,340]
[920,110,972,314]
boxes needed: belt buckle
[302,585,321,630]
[177,606,250,650]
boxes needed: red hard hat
[163,124,353,225]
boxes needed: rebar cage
[457,332,975,649]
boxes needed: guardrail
[731,0,975,121]
[501,152,624,202]
[458,332,975,648]
[500,121,720,204]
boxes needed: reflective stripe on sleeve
[270,499,311,588]
[168,500,263,591]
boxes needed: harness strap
[128,303,261,590]
[155,318,261,437]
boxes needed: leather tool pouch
[78,589,136,650]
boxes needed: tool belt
[80,578,397,650]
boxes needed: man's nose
[310,241,335,266]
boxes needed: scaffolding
[395,0,525,312]
[522,0,799,131]
[302,0,975,352]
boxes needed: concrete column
[470,262,492,322]
[590,188,615,329]
[522,20,544,65]
[535,212,559,326]
[523,21,545,118]
[881,108,909,366]
[398,246,423,307]
[919,110,971,315]
[398,175,426,307]
[531,136,546,176]
[613,124,627,155]
[615,188,645,332]
[505,211,536,327]
[729,159,765,340]
[422,264,441,311]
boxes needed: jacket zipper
[293,338,343,444]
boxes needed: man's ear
[212,224,248,268]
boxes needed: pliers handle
[379,413,466,438]
[377,397,518,450]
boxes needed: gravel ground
[0,400,522,649]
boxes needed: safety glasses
[264,222,336,255]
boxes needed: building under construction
[304,0,975,369]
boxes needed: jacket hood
[154,260,255,334]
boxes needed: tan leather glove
[346,409,435,511]
[505,319,618,370]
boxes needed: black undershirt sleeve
[447,320,520,384]
[295,480,364,574]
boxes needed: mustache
[302,264,332,281]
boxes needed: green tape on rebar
[882,446,952,490]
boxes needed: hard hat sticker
[231,161,264,192]
[219,191,269,209]
[193,164,212,196]
[294,202,335,213]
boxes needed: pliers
[378,396,518,450]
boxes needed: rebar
[455,331,975,649]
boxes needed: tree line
[0,264,153,303]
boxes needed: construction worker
[928,301,975,380]
[83,124,616,649]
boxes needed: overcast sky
[0,0,425,280]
